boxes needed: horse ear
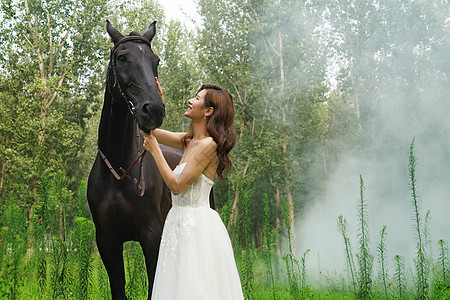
[143,21,157,42]
[106,19,123,44]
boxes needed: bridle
[97,125,146,196]
[108,35,154,115]
[98,35,156,196]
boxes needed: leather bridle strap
[97,144,121,180]
[97,143,146,179]
[110,36,152,54]
[97,125,147,196]
[109,35,154,116]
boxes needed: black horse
[87,21,184,299]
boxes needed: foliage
[1,0,450,299]
[158,20,200,132]
[0,0,108,235]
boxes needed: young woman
[141,83,244,299]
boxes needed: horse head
[106,20,164,133]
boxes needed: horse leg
[97,234,128,300]
[140,228,162,299]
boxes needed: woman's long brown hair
[182,84,236,180]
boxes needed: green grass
[5,249,360,300]
[2,139,450,299]
[2,227,449,299]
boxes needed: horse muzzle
[137,102,165,132]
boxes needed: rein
[98,124,147,196]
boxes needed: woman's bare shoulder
[201,136,217,148]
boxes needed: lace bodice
[172,162,214,207]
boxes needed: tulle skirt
[151,206,244,300]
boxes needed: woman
[141,83,244,299]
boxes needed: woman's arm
[152,129,185,149]
[141,131,217,195]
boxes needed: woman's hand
[141,130,160,154]
[155,77,163,101]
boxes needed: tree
[158,20,200,132]
[196,0,337,253]
[0,0,108,232]
[197,0,264,235]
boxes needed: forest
[1,0,450,299]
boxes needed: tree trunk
[274,186,281,254]
[227,86,250,234]
[282,143,295,253]
[277,15,296,253]
[227,158,250,233]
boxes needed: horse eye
[118,55,127,63]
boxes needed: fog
[291,0,450,282]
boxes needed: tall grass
[2,139,450,299]
[95,255,110,299]
[264,194,276,299]
[394,254,406,298]
[72,217,95,300]
[409,139,429,298]
[282,196,306,299]
[77,180,88,218]
[239,179,255,299]
[300,249,310,298]
[283,252,301,299]
[423,210,432,261]
[0,201,28,299]
[337,214,357,295]
[432,239,450,298]
[377,225,389,299]
[437,239,448,283]
[357,175,373,299]
[50,236,71,299]
[124,241,148,299]
[36,175,51,296]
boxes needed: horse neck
[98,91,138,166]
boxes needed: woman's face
[184,89,208,119]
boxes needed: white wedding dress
[151,162,244,300]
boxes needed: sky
[159,0,200,27]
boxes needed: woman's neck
[191,119,209,141]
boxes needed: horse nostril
[161,103,166,118]
[142,103,165,119]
